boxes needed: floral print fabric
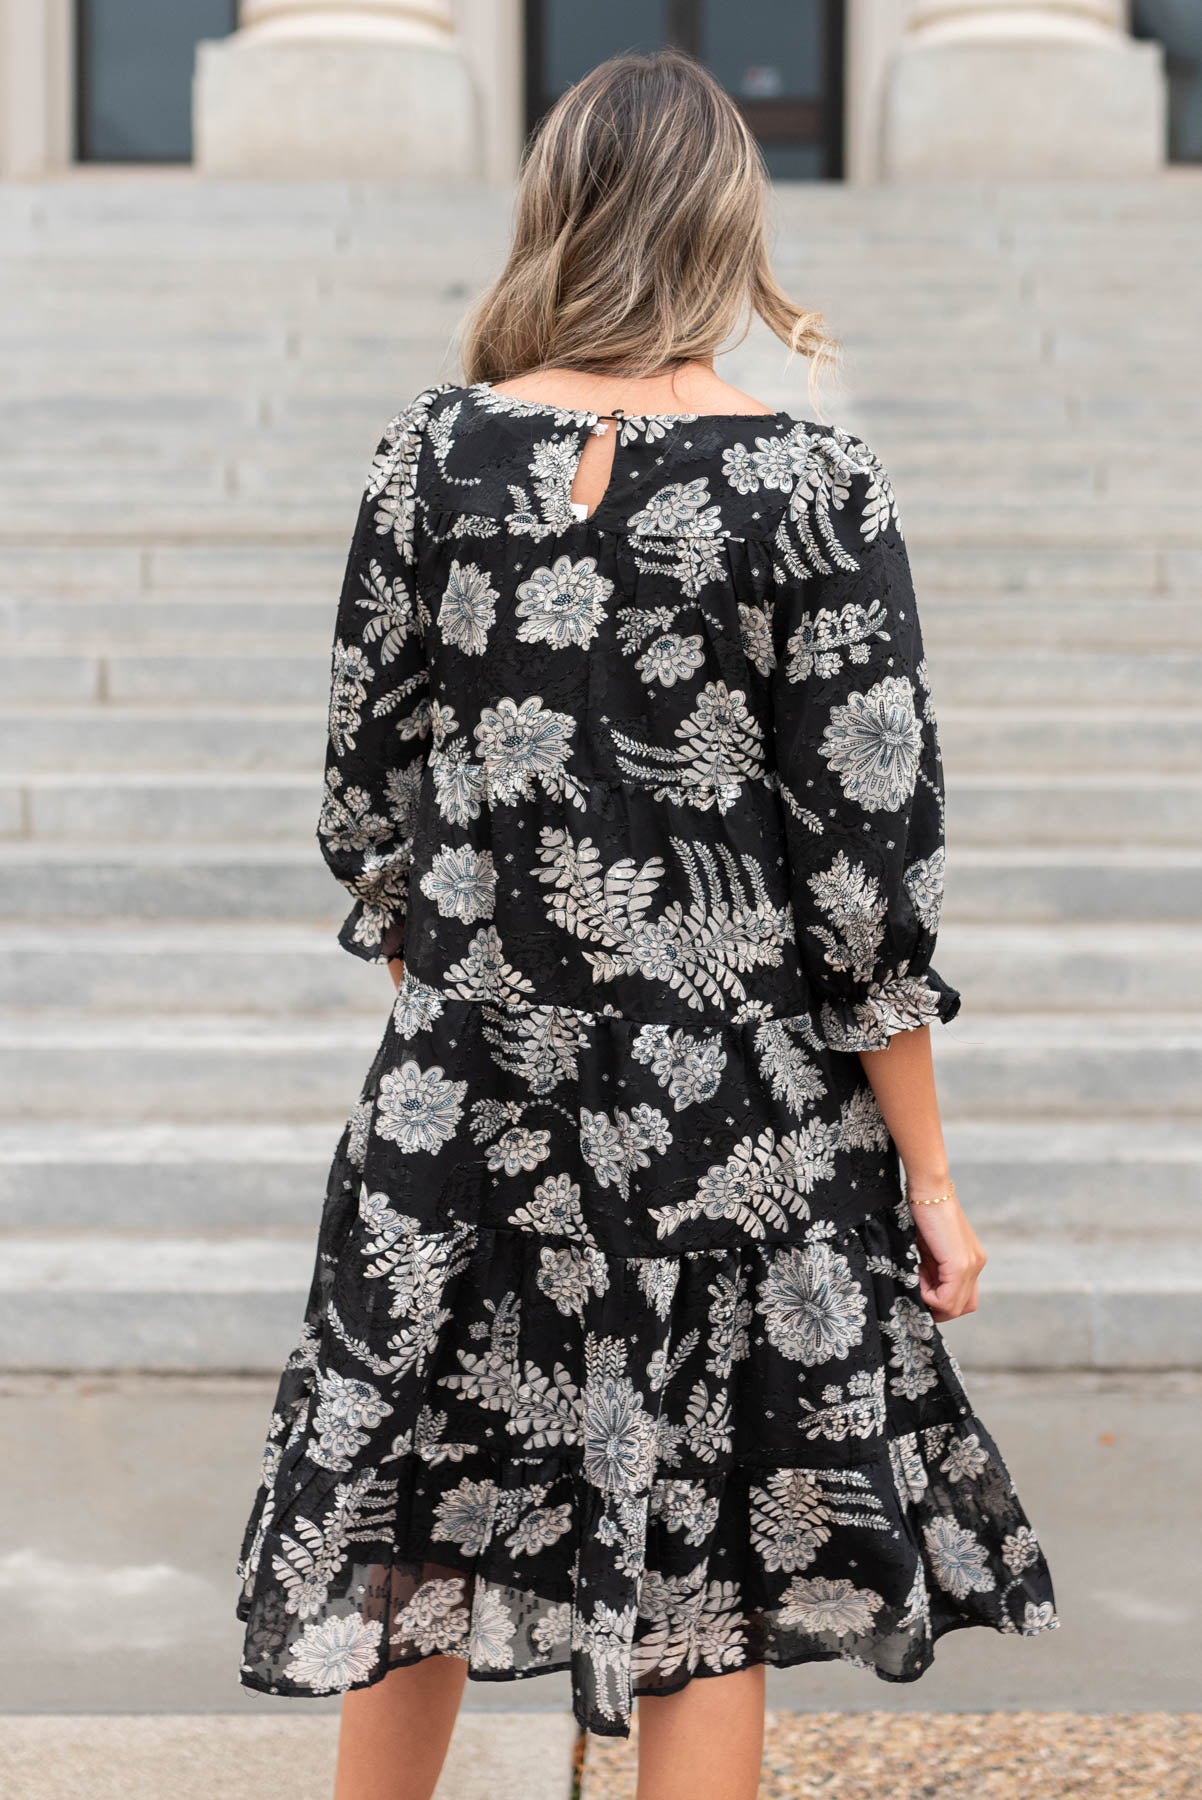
[235,382,1058,1734]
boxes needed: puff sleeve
[769,428,962,1051]
[315,389,443,963]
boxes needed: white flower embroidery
[285,1613,383,1690]
[372,1059,467,1154]
[439,559,498,655]
[515,555,612,649]
[419,845,497,922]
[820,675,923,814]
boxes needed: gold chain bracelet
[907,1188,957,1208]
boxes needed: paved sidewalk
[0,1369,1197,1719]
[2,1711,1197,1800]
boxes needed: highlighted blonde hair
[461,49,839,408]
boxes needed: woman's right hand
[908,1191,987,1322]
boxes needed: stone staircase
[0,174,1199,1372]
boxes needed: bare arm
[858,1025,986,1323]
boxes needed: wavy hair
[460,49,839,408]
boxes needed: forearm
[857,1024,952,1194]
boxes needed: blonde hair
[460,50,839,409]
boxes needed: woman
[235,49,1058,1800]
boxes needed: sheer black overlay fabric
[235,382,1058,1734]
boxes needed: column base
[881,38,1166,179]
[194,37,480,179]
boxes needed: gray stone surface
[194,38,481,182]
[0,708,323,773]
[16,774,318,844]
[0,1712,575,1800]
[4,769,1196,847]
[0,1236,1198,1373]
[1,1115,1195,1242]
[946,850,1202,922]
[3,919,1193,1014]
[883,37,1165,182]
[0,1008,1196,1128]
[945,775,1202,848]
[0,1371,1195,1718]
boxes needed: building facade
[2,1,1197,182]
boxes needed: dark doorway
[525,0,844,179]
[76,0,237,162]
[1132,2,1202,160]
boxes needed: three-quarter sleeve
[769,430,961,1052]
[316,390,441,963]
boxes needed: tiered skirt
[236,986,1059,1737]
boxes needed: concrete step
[5,593,1200,658]
[0,652,329,707]
[0,1121,342,1233]
[936,922,1202,1010]
[4,769,1196,848]
[944,1117,1202,1240]
[7,489,1202,542]
[0,1115,1194,1241]
[0,707,323,773]
[946,774,1202,849]
[931,1012,1202,1118]
[0,536,1193,599]
[922,594,1202,651]
[937,707,1202,774]
[948,848,1202,922]
[2,702,1199,774]
[0,542,344,593]
[4,841,1198,925]
[910,542,1167,592]
[932,650,1202,708]
[0,842,330,923]
[2,645,1196,709]
[0,918,1192,1015]
[0,1228,1195,1371]
[3,772,317,844]
[0,596,332,650]
[0,1013,380,1121]
[0,1008,1196,1123]
[0,924,385,1013]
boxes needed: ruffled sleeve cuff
[336,899,407,965]
[329,845,415,964]
[819,965,962,1053]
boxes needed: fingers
[921,1274,980,1322]
[918,1256,985,1321]
[910,1198,987,1321]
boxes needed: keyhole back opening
[568,417,621,521]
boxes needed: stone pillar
[0,0,73,177]
[194,0,481,179]
[881,0,1167,178]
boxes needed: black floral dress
[235,380,1059,1735]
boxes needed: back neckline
[465,380,792,427]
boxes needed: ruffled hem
[236,1406,1058,1735]
[235,1190,1058,1736]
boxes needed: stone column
[0,0,73,177]
[194,0,481,179]
[881,0,1167,177]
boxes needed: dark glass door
[525,0,843,178]
[1133,1,1202,160]
[76,0,237,162]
